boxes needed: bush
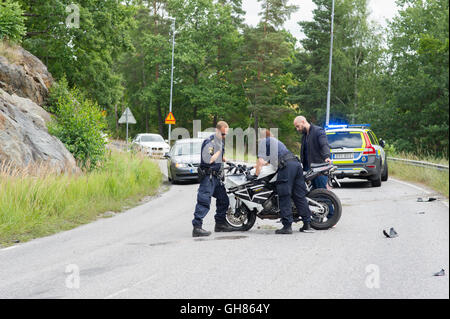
[48,80,107,170]
[0,0,26,43]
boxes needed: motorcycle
[223,161,342,231]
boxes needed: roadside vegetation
[386,151,449,198]
[0,150,162,246]
[4,0,446,158]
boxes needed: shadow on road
[333,179,373,189]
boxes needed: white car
[132,133,170,158]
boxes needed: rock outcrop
[0,43,78,173]
[0,43,53,106]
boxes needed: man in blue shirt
[253,129,313,234]
[192,121,234,237]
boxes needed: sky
[242,0,400,41]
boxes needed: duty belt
[198,166,224,179]
[278,153,300,169]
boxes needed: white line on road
[104,274,157,299]
[0,246,17,252]
[390,177,449,207]
[390,178,432,194]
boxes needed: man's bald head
[293,116,310,133]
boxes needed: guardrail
[387,157,449,171]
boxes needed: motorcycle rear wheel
[307,188,342,230]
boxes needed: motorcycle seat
[310,163,330,168]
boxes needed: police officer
[251,129,313,234]
[192,121,234,237]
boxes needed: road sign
[118,108,136,124]
[165,112,176,125]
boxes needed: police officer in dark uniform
[251,129,313,234]
[192,121,234,237]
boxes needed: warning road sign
[118,107,136,124]
[165,112,176,124]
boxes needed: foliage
[0,0,26,42]
[17,0,136,110]
[47,80,107,170]
[12,0,449,157]
[0,150,162,245]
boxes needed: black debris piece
[433,269,445,277]
[417,197,437,202]
[383,227,399,238]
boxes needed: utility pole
[326,0,335,126]
[168,18,176,144]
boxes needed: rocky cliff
[0,42,78,173]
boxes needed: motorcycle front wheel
[307,188,342,230]
[224,202,256,231]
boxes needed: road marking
[390,178,432,194]
[0,246,17,252]
[104,274,157,299]
[390,178,449,207]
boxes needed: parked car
[132,133,170,158]
[325,124,388,187]
[165,138,203,183]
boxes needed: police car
[325,124,388,187]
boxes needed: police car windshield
[173,142,202,156]
[140,135,164,142]
[327,132,363,149]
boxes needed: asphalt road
[0,160,448,299]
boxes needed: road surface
[0,160,448,298]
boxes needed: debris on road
[417,197,437,202]
[383,227,399,238]
[433,269,445,277]
[417,211,426,215]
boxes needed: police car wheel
[381,162,389,182]
[371,161,382,187]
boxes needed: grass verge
[388,154,449,198]
[0,150,162,246]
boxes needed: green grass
[0,150,162,246]
[388,152,449,198]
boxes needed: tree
[289,0,381,124]
[237,0,298,145]
[0,0,26,43]
[17,0,136,112]
[382,0,449,155]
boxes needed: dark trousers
[192,175,229,227]
[276,160,312,227]
[311,175,328,189]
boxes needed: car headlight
[175,163,188,168]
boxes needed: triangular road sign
[118,107,136,124]
[165,112,176,124]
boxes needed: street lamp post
[326,0,335,126]
[168,18,176,144]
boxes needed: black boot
[275,225,292,234]
[193,227,211,237]
[214,222,235,232]
[300,222,314,233]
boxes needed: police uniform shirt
[258,137,290,167]
[200,134,225,171]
